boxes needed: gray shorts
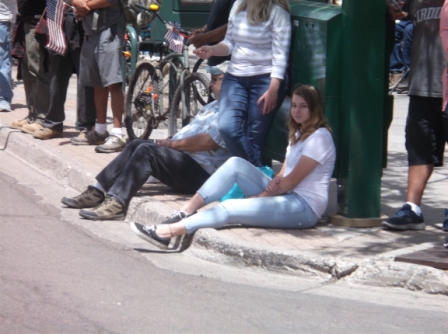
[79,22,125,87]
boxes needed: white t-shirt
[284,128,336,218]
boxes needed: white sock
[110,127,123,137]
[94,182,105,193]
[95,123,107,135]
[406,202,422,216]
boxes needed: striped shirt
[222,0,291,79]
[0,0,17,23]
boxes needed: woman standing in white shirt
[131,85,337,249]
[194,0,291,167]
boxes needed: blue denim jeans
[0,22,13,105]
[182,157,318,234]
[218,73,285,167]
[390,20,413,73]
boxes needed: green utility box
[263,1,342,167]
[151,0,212,41]
[289,1,342,155]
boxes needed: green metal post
[127,25,138,77]
[337,0,387,218]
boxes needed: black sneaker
[61,186,105,208]
[130,222,170,249]
[382,204,425,230]
[161,210,196,224]
[444,236,448,249]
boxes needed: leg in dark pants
[44,51,73,131]
[44,15,96,131]
[21,22,51,124]
[95,140,211,207]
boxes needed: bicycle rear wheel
[125,61,161,140]
[168,72,210,137]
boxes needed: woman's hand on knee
[265,176,282,194]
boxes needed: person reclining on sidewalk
[130,85,337,249]
[61,61,231,221]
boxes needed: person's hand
[192,27,207,36]
[387,0,407,20]
[265,176,282,194]
[193,45,213,59]
[190,32,209,48]
[72,0,90,17]
[156,138,172,148]
[258,88,278,115]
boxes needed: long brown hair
[288,85,331,145]
[236,0,290,24]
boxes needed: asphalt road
[0,152,447,333]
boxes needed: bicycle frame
[121,25,139,91]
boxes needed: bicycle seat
[139,40,169,54]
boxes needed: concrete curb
[0,128,97,192]
[187,228,448,296]
[1,125,447,296]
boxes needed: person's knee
[128,139,147,150]
[224,156,247,170]
[218,118,240,140]
[132,141,155,156]
[108,83,123,95]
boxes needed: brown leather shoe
[33,127,63,140]
[10,118,31,129]
[22,122,44,134]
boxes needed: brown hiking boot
[389,72,403,89]
[33,127,63,140]
[61,186,105,209]
[71,129,109,146]
[10,118,31,129]
[79,196,125,221]
[22,122,44,134]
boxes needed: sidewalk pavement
[1,66,447,295]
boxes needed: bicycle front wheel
[168,73,210,137]
[192,58,211,105]
[125,61,161,140]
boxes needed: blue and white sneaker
[382,204,425,230]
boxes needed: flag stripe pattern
[164,27,185,53]
[46,0,68,55]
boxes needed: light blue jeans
[0,22,13,104]
[182,157,318,234]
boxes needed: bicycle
[125,3,211,140]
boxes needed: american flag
[46,0,68,55]
[164,23,185,53]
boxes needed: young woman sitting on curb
[130,85,336,249]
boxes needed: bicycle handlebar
[132,3,192,38]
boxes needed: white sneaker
[95,135,126,153]
[0,100,12,112]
